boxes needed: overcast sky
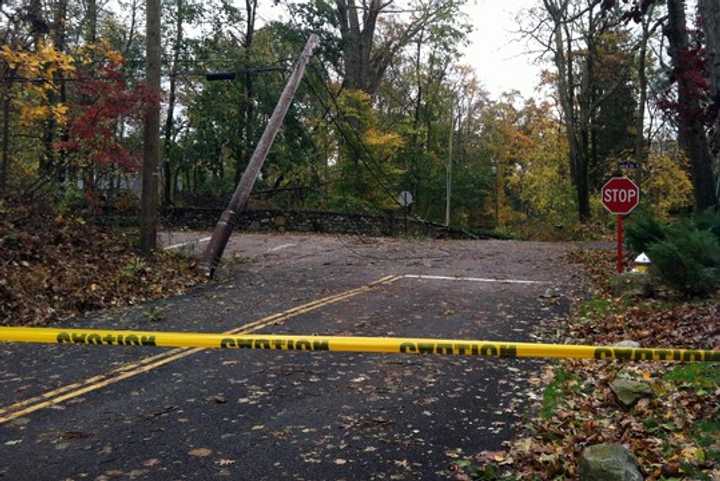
[259,0,543,100]
[461,0,543,99]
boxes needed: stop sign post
[601,177,640,274]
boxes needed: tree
[529,0,632,222]
[238,0,258,185]
[664,0,717,210]
[162,0,185,206]
[611,0,719,209]
[141,0,161,253]
[699,0,720,199]
[292,0,466,97]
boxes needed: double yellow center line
[0,274,401,425]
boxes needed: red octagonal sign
[601,177,640,215]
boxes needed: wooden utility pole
[203,34,319,276]
[140,0,161,253]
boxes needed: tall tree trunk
[666,0,718,210]
[700,0,720,200]
[700,0,720,106]
[0,86,10,194]
[141,0,161,253]
[236,0,257,185]
[53,0,68,182]
[635,9,653,163]
[410,34,423,202]
[549,5,591,223]
[123,0,139,56]
[163,0,183,206]
[87,0,97,42]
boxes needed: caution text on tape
[1,327,718,362]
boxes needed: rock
[579,443,643,481]
[610,378,653,408]
[614,340,640,348]
[540,288,560,299]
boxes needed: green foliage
[692,210,720,241]
[647,229,720,296]
[119,256,148,279]
[541,368,577,419]
[577,297,616,319]
[58,186,87,214]
[625,216,669,253]
[664,364,720,390]
[452,459,502,480]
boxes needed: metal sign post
[601,177,640,274]
[398,191,413,235]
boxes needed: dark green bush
[691,209,720,241]
[625,216,669,253]
[647,229,720,297]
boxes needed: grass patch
[664,364,720,390]
[541,367,576,419]
[576,297,616,319]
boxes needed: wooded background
[0,0,718,244]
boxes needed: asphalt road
[0,234,582,480]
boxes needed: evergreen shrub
[647,229,720,297]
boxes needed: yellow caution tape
[1,326,718,362]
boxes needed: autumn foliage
[55,42,159,171]
[0,41,158,178]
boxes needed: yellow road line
[0,274,400,424]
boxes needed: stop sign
[601,177,640,215]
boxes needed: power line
[2,66,287,83]
[303,61,413,214]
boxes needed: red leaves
[54,52,160,172]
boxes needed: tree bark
[163,0,183,206]
[0,86,10,194]
[546,0,592,222]
[334,0,452,96]
[699,0,720,198]
[87,0,97,42]
[53,0,68,182]
[666,0,718,210]
[236,0,257,185]
[634,8,652,164]
[700,0,720,106]
[141,0,161,253]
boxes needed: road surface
[0,233,583,480]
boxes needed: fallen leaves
[0,203,205,326]
[188,448,212,457]
[456,249,720,481]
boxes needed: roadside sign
[601,177,640,274]
[620,161,640,170]
[398,191,413,207]
[601,177,640,215]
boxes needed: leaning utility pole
[140,0,161,253]
[203,34,319,277]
